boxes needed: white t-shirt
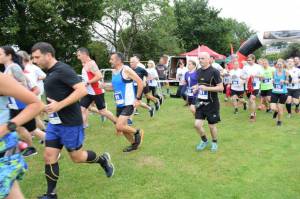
[230,69,244,91]
[223,69,231,84]
[287,67,300,89]
[176,67,188,85]
[212,62,223,73]
[137,62,146,69]
[25,63,46,95]
[243,64,263,90]
[146,68,159,87]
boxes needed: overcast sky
[208,0,300,32]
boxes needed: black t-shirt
[134,66,148,80]
[156,64,167,79]
[44,61,82,125]
[196,66,222,104]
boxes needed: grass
[21,88,300,199]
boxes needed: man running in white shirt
[243,54,263,122]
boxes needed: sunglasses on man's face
[199,58,205,60]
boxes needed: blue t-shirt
[185,70,198,97]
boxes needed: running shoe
[196,140,208,151]
[211,142,218,152]
[22,146,38,157]
[99,152,114,178]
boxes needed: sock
[86,150,105,165]
[45,163,59,195]
[273,111,278,118]
[135,129,140,135]
[286,103,292,114]
[212,139,217,143]
[201,136,207,142]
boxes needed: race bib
[114,91,124,105]
[7,98,18,110]
[197,89,208,100]
[263,78,271,83]
[49,112,62,124]
[273,84,283,92]
[186,88,194,97]
[232,80,239,85]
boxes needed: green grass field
[21,89,300,199]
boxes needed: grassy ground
[20,89,300,199]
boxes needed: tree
[117,1,183,60]
[0,0,103,65]
[174,0,254,55]
[87,41,110,69]
[93,0,165,59]
[281,43,300,59]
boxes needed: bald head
[199,52,211,67]
[130,56,139,69]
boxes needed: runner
[109,52,144,152]
[259,58,275,113]
[170,60,188,102]
[156,55,170,94]
[222,65,231,102]
[270,59,289,126]
[285,58,300,117]
[31,42,114,199]
[193,52,223,152]
[76,47,117,127]
[294,56,300,69]
[184,60,198,115]
[130,56,157,116]
[146,60,163,105]
[0,73,43,199]
[229,61,247,114]
[0,46,40,157]
[243,54,263,122]
[18,50,46,141]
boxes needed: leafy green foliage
[0,0,103,68]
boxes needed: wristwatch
[7,121,17,132]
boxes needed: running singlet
[272,70,287,94]
[112,66,135,108]
[260,67,274,91]
[81,60,104,95]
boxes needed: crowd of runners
[0,41,299,198]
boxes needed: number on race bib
[273,84,283,92]
[186,88,194,97]
[232,80,239,85]
[198,89,208,100]
[263,78,271,83]
[49,113,62,124]
[114,91,125,105]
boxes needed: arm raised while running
[0,73,44,137]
